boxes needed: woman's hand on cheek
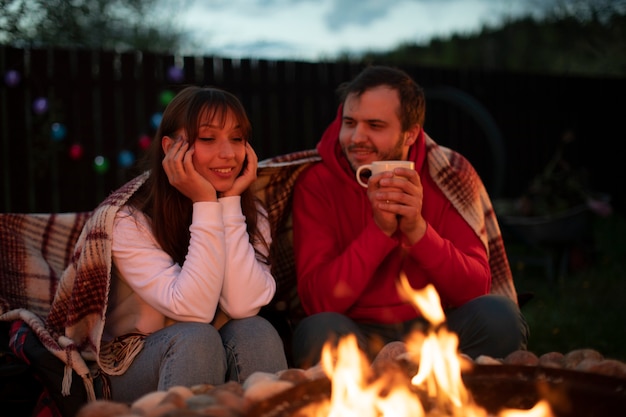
[162,137,218,202]
[222,143,258,197]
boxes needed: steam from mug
[356,160,415,187]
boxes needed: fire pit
[248,279,626,417]
[463,364,626,416]
[78,279,626,417]
[248,364,626,417]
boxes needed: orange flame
[312,273,554,417]
[320,333,425,417]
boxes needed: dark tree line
[0,0,188,53]
[358,0,626,77]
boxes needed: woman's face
[188,109,247,193]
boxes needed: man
[291,65,528,368]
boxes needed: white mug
[356,160,415,188]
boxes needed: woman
[102,86,287,402]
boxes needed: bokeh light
[159,90,175,107]
[50,122,67,141]
[150,113,162,129]
[4,70,21,87]
[93,155,110,173]
[118,150,136,167]
[167,66,184,83]
[69,143,84,160]
[33,97,49,115]
[138,134,152,150]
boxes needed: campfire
[277,275,553,417]
[248,274,626,417]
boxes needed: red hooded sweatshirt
[292,108,491,324]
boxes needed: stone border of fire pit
[475,347,626,379]
[76,347,626,417]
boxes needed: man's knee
[292,312,359,368]
[448,295,529,358]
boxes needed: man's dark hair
[337,65,426,131]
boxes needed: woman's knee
[221,316,284,350]
[220,316,288,381]
[158,322,225,360]
[163,322,224,355]
[112,323,227,398]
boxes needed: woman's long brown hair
[128,86,269,266]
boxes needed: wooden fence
[2,46,625,214]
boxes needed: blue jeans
[108,317,288,403]
[291,294,529,368]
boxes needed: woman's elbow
[222,305,261,319]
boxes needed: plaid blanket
[254,149,323,321]
[422,134,517,300]
[0,145,516,403]
[0,172,148,400]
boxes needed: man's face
[339,86,417,173]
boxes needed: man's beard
[342,133,406,171]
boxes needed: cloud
[214,39,305,59]
[324,0,407,30]
[175,0,535,61]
